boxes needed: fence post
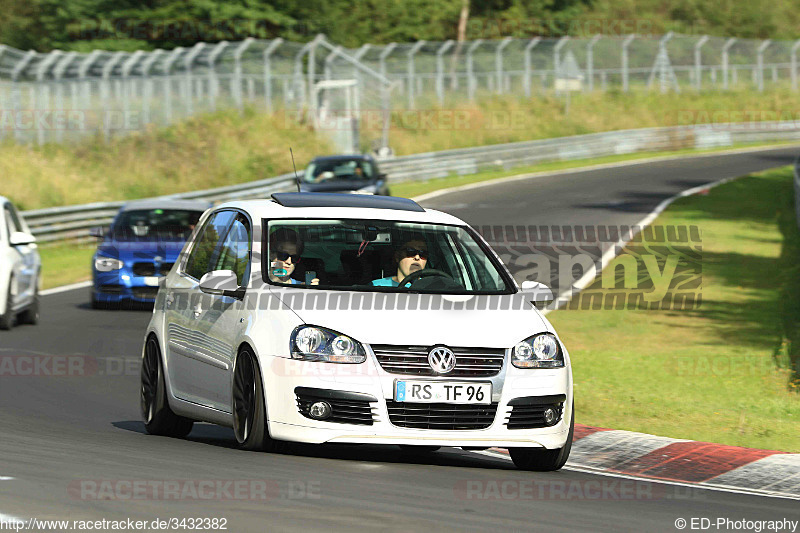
[161,47,184,124]
[121,50,145,134]
[436,40,454,105]
[78,50,102,115]
[523,37,541,98]
[792,40,800,92]
[495,37,513,94]
[722,38,736,90]
[379,43,397,81]
[585,35,601,92]
[467,39,483,101]
[757,39,771,92]
[101,52,127,142]
[35,50,65,145]
[659,31,674,94]
[407,40,426,109]
[694,35,709,90]
[622,34,635,92]
[140,49,164,126]
[553,36,570,83]
[262,39,283,114]
[53,52,77,143]
[232,38,254,111]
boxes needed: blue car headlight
[290,326,366,363]
[95,255,124,272]
[512,333,564,369]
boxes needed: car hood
[272,290,548,348]
[97,240,186,262]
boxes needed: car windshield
[264,219,512,294]
[111,209,204,241]
[304,159,374,183]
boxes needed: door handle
[193,303,202,318]
[165,294,174,307]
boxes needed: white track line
[474,450,800,501]
[40,280,91,297]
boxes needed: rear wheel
[0,278,14,330]
[141,336,194,438]
[232,347,283,452]
[509,402,574,472]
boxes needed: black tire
[18,279,39,325]
[509,402,574,472]
[0,278,14,331]
[232,347,284,452]
[399,445,441,453]
[141,336,194,438]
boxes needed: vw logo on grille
[428,347,457,374]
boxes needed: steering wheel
[397,269,454,288]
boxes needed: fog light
[543,407,557,426]
[308,401,332,420]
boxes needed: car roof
[215,196,466,226]
[310,154,374,163]
[120,199,211,212]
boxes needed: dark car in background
[90,199,210,308]
[300,155,390,195]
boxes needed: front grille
[132,287,159,300]
[296,389,377,426]
[505,399,564,430]
[132,263,156,276]
[99,284,123,294]
[371,345,505,377]
[132,263,174,276]
[385,400,498,430]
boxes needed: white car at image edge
[141,193,573,471]
[0,196,41,330]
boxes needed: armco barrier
[21,122,800,243]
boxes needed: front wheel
[232,347,284,453]
[18,278,40,325]
[509,402,574,472]
[141,336,194,438]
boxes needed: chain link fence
[1,33,800,148]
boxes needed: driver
[371,236,428,287]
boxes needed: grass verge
[547,167,800,451]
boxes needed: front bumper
[93,269,163,303]
[262,354,572,449]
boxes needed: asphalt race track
[1,147,798,532]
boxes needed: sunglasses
[403,247,429,260]
[274,250,301,262]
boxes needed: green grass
[39,243,95,290]
[547,167,800,451]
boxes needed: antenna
[290,148,301,192]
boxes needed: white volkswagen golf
[141,193,573,471]
[0,197,40,330]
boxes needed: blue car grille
[132,262,174,277]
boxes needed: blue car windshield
[111,209,204,241]
[304,160,374,183]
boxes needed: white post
[722,38,736,90]
[262,39,282,113]
[101,51,128,142]
[139,49,163,126]
[659,31,674,94]
[53,52,77,143]
[467,39,484,101]
[233,38,255,111]
[792,40,800,92]
[554,36,570,82]
[379,42,397,80]
[757,39,771,92]
[523,37,541,97]
[436,40,454,105]
[495,37,513,94]
[206,41,228,110]
[407,40,426,109]
[586,34,601,92]
[161,47,184,124]
[622,34,635,92]
[694,35,709,90]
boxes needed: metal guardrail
[22,121,800,243]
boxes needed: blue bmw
[90,199,210,308]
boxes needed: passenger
[371,236,428,287]
[268,228,319,286]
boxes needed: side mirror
[199,270,245,299]
[89,226,106,238]
[520,280,554,309]
[9,231,36,246]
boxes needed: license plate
[143,276,160,287]
[395,380,492,405]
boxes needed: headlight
[290,326,366,363]
[95,255,124,272]
[512,333,564,368]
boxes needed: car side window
[214,215,251,287]
[184,211,235,280]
